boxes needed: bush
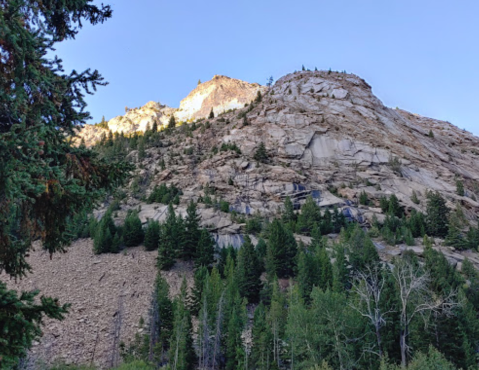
[359,190,369,205]
[147,183,182,204]
[219,200,230,213]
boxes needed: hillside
[9,70,479,369]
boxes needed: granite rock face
[79,70,479,222]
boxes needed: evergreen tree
[456,179,465,196]
[182,200,201,260]
[123,210,145,247]
[152,274,173,364]
[254,142,268,163]
[282,196,297,232]
[297,249,320,301]
[169,279,196,370]
[138,136,146,160]
[195,229,215,268]
[255,90,263,103]
[225,302,247,370]
[251,303,273,370]
[144,220,160,251]
[388,194,402,217]
[190,266,209,315]
[296,195,321,235]
[359,190,369,205]
[332,245,350,292]
[168,115,176,130]
[198,79,202,85]
[209,108,214,119]
[0,1,132,364]
[93,211,118,254]
[236,235,262,303]
[426,191,450,237]
[265,219,297,278]
[158,204,178,270]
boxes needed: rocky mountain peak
[176,75,265,121]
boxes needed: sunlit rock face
[176,75,266,122]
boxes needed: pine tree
[169,278,196,370]
[297,249,320,300]
[168,115,176,130]
[0,1,131,365]
[296,195,321,235]
[251,303,273,370]
[456,179,465,196]
[388,194,402,217]
[255,90,263,103]
[138,136,146,159]
[236,235,262,303]
[144,220,160,251]
[198,79,202,85]
[123,210,145,247]
[209,108,215,119]
[359,190,369,205]
[265,219,297,278]
[426,191,450,237]
[190,266,209,315]
[183,200,201,260]
[254,142,268,163]
[158,204,177,270]
[332,245,350,292]
[152,274,173,364]
[195,229,215,268]
[282,196,297,232]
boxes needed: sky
[54,0,479,136]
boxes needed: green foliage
[359,190,369,205]
[428,129,435,138]
[296,196,321,235]
[123,210,144,247]
[245,213,263,235]
[282,196,297,232]
[147,183,182,204]
[411,190,420,204]
[236,235,262,303]
[158,204,178,270]
[220,142,241,154]
[254,142,268,163]
[265,219,297,278]
[93,211,121,254]
[195,228,215,268]
[144,220,160,251]
[167,115,176,130]
[169,280,196,370]
[426,191,450,237]
[182,200,201,260]
[209,108,215,119]
[219,200,230,213]
[0,1,131,361]
[456,179,465,196]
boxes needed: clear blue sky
[55,0,479,136]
